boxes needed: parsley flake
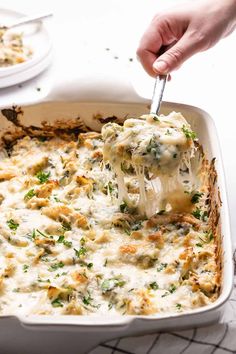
[74,247,87,258]
[24,189,36,200]
[119,200,129,213]
[157,263,167,272]
[23,264,29,273]
[182,125,197,140]
[149,282,159,290]
[51,298,63,307]
[191,191,203,204]
[36,171,50,184]
[101,278,126,293]
[57,235,72,248]
[169,284,177,293]
[49,262,65,272]
[7,219,19,230]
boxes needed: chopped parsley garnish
[198,230,213,245]
[201,211,208,222]
[63,240,72,248]
[74,247,87,258]
[82,292,100,309]
[105,181,115,195]
[24,189,36,200]
[146,137,161,159]
[204,230,214,242]
[49,261,65,272]
[80,237,86,246]
[55,272,68,278]
[108,302,113,310]
[165,129,172,135]
[192,207,202,219]
[62,221,72,231]
[169,284,177,293]
[36,171,50,184]
[36,229,48,238]
[82,293,93,306]
[57,235,65,243]
[53,196,61,203]
[161,291,169,298]
[23,264,29,273]
[32,229,36,239]
[7,219,19,230]
[157,263,167,272]
[87,263,93,269]
[101,278,126,293]
[51,298,63,307]
[149,282,159,290]
[196,243,203,247]
[119,200,129,213]
[192,207,208,221]
[57,235,72,248]
[182,125,197,140]
[176,303,182,310]
[191,191,203,204]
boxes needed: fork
[0,12,53,30]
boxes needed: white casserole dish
[0,100,233,354]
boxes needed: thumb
[153,32,203,74]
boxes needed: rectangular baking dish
[0,100,233,354]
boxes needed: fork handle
[150,75,167,115]
[9,12,53,29]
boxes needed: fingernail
[153,60,168,74]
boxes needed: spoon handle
[150,75,167,115]
[9,12,53,29]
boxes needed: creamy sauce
[0,126,218,317]
[102,112,196,217]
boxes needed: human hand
[137,0,236,77]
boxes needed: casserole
[0,100,233,354]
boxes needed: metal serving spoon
[150,75,167,115]
[0,12,53,31]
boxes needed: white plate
[0,49,53,88]
[0,8,52,86]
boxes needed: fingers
[152,32,203,74]
[137,49,159,77]
[137,14,185,76]
[137,29,164,77]
[137,0,236,77]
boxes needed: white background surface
[0,0,236,240]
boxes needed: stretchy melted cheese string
[102,112,196,217]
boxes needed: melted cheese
[102,112,196,217]
[0,125,218,317]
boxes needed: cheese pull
[102,112,197,217]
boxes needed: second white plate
[0,8,52,86]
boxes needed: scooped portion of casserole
[0,116,220,316]
[102,112,196,217]
[0,29,32,67]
